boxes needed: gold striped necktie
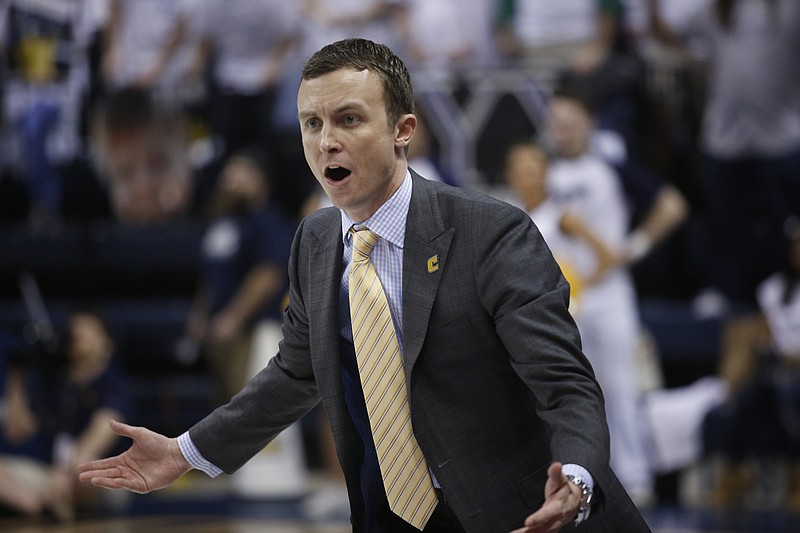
[348,227,438,529]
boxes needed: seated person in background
[90,87,195,225]
[503,140,617,312]
[185,147,297,402]
[0,308,130,521]
[703,219,800,509]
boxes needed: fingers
[515,462,579,532]
[78,455,123,474]
[77,464,124,490]
[77,457,127,486]
[544,462,565,495]
[85,475,124,491]
[78,463,120,481]
[521,492,570,532]
[77,464,147,493]
[108,419,136,438]
[84,475,144,493]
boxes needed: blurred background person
[0,307,130,521]
[188,0,302,173]
[185,146,296,403]
[495,0,614,86]
[0,0,98,228]
[545,88,656,506]
[554,0,647,162]
[299,0,405,62]
[503,140,617,313]
[89,87,196,225]
[648,0,800,313]
[396,0,471,74]
[100,0,192,107]
[394,0,501,120]
[701,220,800,509]
[405,104,451,185]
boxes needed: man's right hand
[78,420,192,493]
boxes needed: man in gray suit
[79,38,651,533]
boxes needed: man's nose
[319,125,341,153]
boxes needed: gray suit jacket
[189,172,651,533]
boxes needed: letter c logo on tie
[427,255,439,273]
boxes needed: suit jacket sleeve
[491,206,608,468]
[187,218,320,474]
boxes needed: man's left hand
[510,462,580,533]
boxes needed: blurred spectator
[503,140,617,312]
[189,0,302,169]
[613,162,688,269]
[89,87,196,225]
[406,104,450,184]
[495,0,607,84]
[621,0,712,210]
[555,1,647,160]
[299,0,405,62]
[101,0,192,107]
[1,0,96,227]
[627,0,713,45]
[396,0,473,73]
[545,89,655,505]
[185,146,296,402]
[542,85,689,270]
[0,308,130,521]
[702,220,800,509]
[649,0,800,311]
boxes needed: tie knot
[351,227,379,262]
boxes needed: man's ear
[395,113,417,149]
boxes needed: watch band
[565,474,594,525]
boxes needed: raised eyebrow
[335,103,363,114]
[298,103,364,122]
[298,111,317,122]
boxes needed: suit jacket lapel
[304,210,348,414]
[403,173,454,373]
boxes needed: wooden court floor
[1,470,797,533]
[1,509,797,533]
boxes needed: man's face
[548,97,592,159]
[68,313,113,369]
[505,145,548,203]
[216,156,268,212]
[297,68,415,222]
[104,125,191,224]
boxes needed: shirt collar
[340,170,412,249]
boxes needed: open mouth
[325,166,352,182]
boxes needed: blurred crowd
[1,0,799,524]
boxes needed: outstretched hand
[510,462,581,533]
[78,420,192,494]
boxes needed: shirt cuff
[177,432,223,478]
[562,463,594,491]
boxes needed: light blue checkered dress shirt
[338,171,411,349]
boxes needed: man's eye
[343,115,359,125]
[306,118,321,129]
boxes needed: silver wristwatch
[565,474,593,525]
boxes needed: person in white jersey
[545,87,655,506]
